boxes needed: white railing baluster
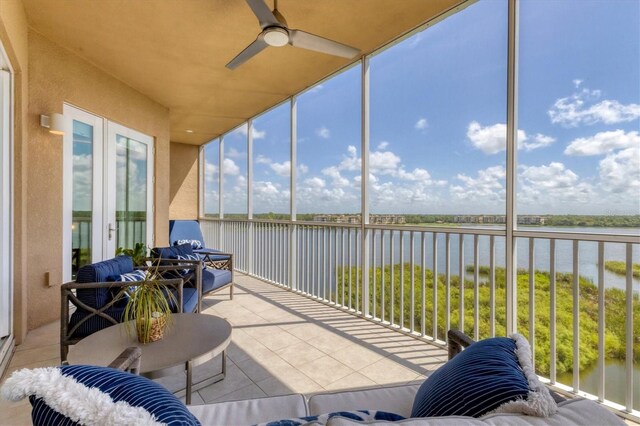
[474,234,479,340]
[372,229,377,319]
[421,232,426,337]
[400,231,405,328]
[459,234,465,333]
[381,231,386,323]
[489,235,495,337]
[348,228,353,309]
[410,231,415,333]
[445,233,451,337]
[433,232,438,341]
[598,241,605,403]
[390,230,395,327]
[573,240,580,393]
[529,238,535,370]
[625,243,633,413]
[550,238,556,384]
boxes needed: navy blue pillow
[411,337,530,418]
[29,365,200,425]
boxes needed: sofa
[187,383,624,425]
[7,329,626,425]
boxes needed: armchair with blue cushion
[169,219,233,270]
[151,242,234,313]
[60,255,200,363]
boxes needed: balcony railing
[201,218,640,421]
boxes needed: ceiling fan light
[264,27,289,47]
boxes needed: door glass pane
[72,120,93,278]
[116,135,148,250]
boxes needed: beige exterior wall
[170,142,199,220]
[0,0,30,344]
[23,31,171,330]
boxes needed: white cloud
[370,151,402,174]
[239,125,266,139]
[450,166,505,203]
[518,162,594,208]
[415,118,428,130]
[307,84,324,94]
[467,121,555,154]
[298,163,309,174]
[270,160,291,177]
[316,126,331,139]
[223,158,240,175]
[524,133,556,151]
[255,154,271,164]
[322,166,350,187]
[377,141,389,150]
[304,177,326,189]
[548,86,640,127]
[564,130,639,156]
[598,146,640,195]
[573,79,583,89]
[226,147,245,159]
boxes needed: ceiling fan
[226,0,360,70]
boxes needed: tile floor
[0,274,449,425]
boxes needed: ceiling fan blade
[289,29,359,59]
[226,37,269,70]
[245,0,280,29]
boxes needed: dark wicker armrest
[447,329,475,360]
[108,347,142,374]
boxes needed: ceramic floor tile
[358,357,421,386]
[6,344,59,369]
[212,383,267,403]
[323,371,377,391]
[256,369,323,397]
[275,341,326,368]
[329,344,384,371]
[197,363,254,404]
[297,355,355,388]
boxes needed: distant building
[312,214,405,225]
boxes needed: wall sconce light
[40,113,66,135]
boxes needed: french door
[0,61,12,343]
[63,105,154,281]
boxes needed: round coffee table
[68,313,232,404]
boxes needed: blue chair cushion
[68,307,124,339]
[175,239,203,249]
[13,365,200,425]
[151,243,195,260]
[169,220,205,246]
[411,335,555,418]
[164,286,198,314]
[75,256,134,307]
[201,268,232,294]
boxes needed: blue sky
[204,0,640,216]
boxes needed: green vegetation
[605,261,640,279]
[337,264,640,376]
[542,215,640,228]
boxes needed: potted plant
[116,242,148,267]
[122,262,176,343]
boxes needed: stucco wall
[0,0,29,344]
[26,31,171,330]
[170,142,199,220]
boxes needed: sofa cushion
[68,306,125,339]
[257,410,405,426]
[75,256,134,307]
[2,365,200,425]
[202,268,232,294]
[152,243,195,260]
[188,394,307,426]
[308,384,420,417]
[175,239,203,250]
[411,334,556,418]
[322,399,624,426]
[169,220,205,246]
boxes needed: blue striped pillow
[411,335,555,418]
[4,365,200,425]
[176,254,200,275]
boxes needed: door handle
[108,223,118,241]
